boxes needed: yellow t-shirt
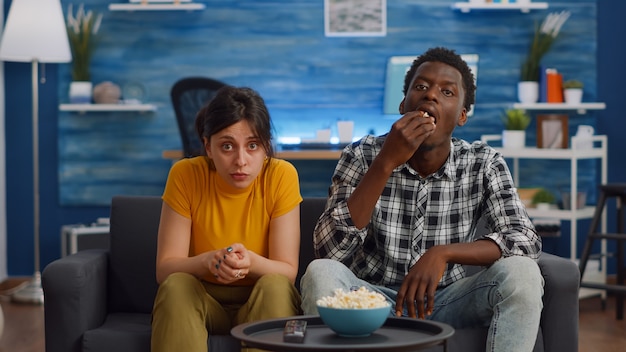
[162,156,302,284]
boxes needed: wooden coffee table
[231,315,454,352]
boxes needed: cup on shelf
[316,129,331,143]
[561,191,587,210]
[573,125,595,150]
[337,120,354,144]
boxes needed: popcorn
[316,287,390,309]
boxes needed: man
[300,47,543,351]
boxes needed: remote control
[283,319,307,343]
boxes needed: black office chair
[170,77,228,157]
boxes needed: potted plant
[66,4,103,103]
[501,108,531,149]
[518,11,571,103]
[531,188,555,210]
[563,79,584,104]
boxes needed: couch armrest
[537,252,580,352]
[42,249,109,352]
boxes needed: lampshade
[0,0,71,63]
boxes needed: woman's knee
[254,273,296,295]
[155,273,204,308]
[247,273,300,317]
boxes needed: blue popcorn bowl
[317,304,392,337]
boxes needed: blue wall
[4,0,624,276]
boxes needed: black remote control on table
[283,319,307,343]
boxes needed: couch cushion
[83,313,241,352]
[83,313,151,352]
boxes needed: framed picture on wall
[383,54,479,115]
[537,114,569,149]
[325,0,386,37]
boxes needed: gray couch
[42,195,580,352]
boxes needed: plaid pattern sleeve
[314,136,541,287]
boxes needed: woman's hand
[210,243,251,283]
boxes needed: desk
[162,149,342,161]
[231,316,454,352]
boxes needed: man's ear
[399,98,406,114]
[457,109,468,127]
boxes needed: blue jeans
[300,256,544,352]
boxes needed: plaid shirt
[314,135,541,287]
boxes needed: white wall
[0,0,7,282]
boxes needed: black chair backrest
[170,77,228,157]
[109,195,162,313]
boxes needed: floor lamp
[0,0,71,304]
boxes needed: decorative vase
[517,81,539,103]
[69,81,93,104]
[502,130,526,149]
[93,81,122,104]
[564,88,583,104]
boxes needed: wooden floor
[0,279,625,352]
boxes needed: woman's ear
[203,137,211,157]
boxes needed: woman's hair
[402,47,476,113]
[195,86,274,157]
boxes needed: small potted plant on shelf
[531,188,555,210]
[501,108,531,149]
[562,79,584,104]
[66,4,103,104]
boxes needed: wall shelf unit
[482,134,608,299]
[452,2,548,13]
[108,3,205,11]
[59,103,157,113]
[513,102,606,114]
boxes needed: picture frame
[383,54,479,115]
[537,114,569,149]
[324,0,386,37]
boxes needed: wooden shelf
[452,2,548,13]
[108,3,205,11]
[59,103,157,113]
[512,102,606,114]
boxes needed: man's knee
[303,259,344,278]
[494,256,544,300]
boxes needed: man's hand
[395,246,448,319]
[379,111,435,169]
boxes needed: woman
[151,86,302,351]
